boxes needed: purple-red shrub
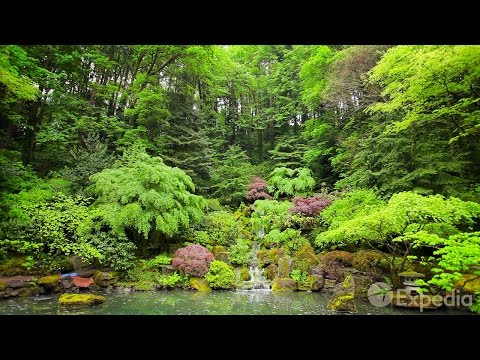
[289,195,332,217]
[172,244,214,277]
[245,176,272,201]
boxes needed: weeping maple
[89,147,206,253]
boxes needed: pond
[0,290,472,315]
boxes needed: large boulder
[278,256,294,278]
[216,252,230,263]
[323,279,337,292]
[212,246,227,258]
[264,264,278,280]
[352,250,385,271]
[189,277,211,292]
[1,276,36,289]
[60,278,74,290]
[454,274,480,294]
[94,272,119,287]
[58,293,105,306]
[257,248,284,267]
[70,256,91,271]
[294,244,320,272]
[309,274,325,291]
[327,274,357,313]
[38,275,61,291]
[76,269,97,278]
[271,277,296,291]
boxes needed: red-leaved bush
[172,244,214,277]
[245,176,272,201]
[289,195,332,217]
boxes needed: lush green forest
[1,45,479,313]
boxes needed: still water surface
[0,290,471,315]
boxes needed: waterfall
[248,241,270,290]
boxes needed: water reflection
[0,290,472,315]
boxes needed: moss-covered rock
[0,279,6,290]
[454,274,480,294]
[309,274,324,291]
[320,251,354,266]
[278,256,294,278]
[0,256,29,276]
[58,293,105,306]
[271,277,296,291]
[327,274,357,312]
[216,252,230,263]
[257,248,284,267]
[94,271,119,287]
[239,267,251,281]
[212,246,228,258]
[294,244,319,272]
[39,275,61,291]
[264,264,278,280]
[189,277,212,292]
[352,250,385,271]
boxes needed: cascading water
[248,240,270,290]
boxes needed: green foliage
[0,150,37,196]
[195,210,240,247]
[321,189,385,229]
[250,199,292,235]
[212,145,254,206]
[268,167,315,199]
[290,269,309,287]
[269,135,308,169]
[204,260,235,289]
[316,192,480,283]
[360,45,480,196]
[138,253,172,272]
[158,272,183,288]
[61,133,115,193]
[424,232,480,313]
[263,228,309,255]
[299,45,335,109]
[1,193,102,264]
[89,147,206,245]
[0,45,39,101]
[88,229,137,271]
[229,239,252,266]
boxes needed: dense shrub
[89,147,206,250]
[246,177,272,201]
[205,260,235,289]
[262,228,309,255]
[250,199,292,235]
[88,229,137,271]
[141,253,172,269]
[0,193,102,264]
[172,244,214,277]
[229,239,252,266]
[290,195,332,217]
[268,167,315,199]
[320,189,385,230]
